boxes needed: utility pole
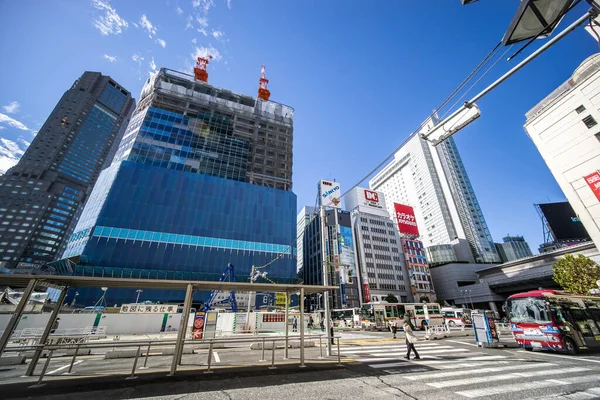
[135,289,143,304]
[320,205,332,356]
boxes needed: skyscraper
[0,72,134,270]
[296,206,316,273]
[495,235,533,263]
[58,67,296,305]
[370,116,500,265]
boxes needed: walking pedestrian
[308,315,314,330]
[390,319,398,339]
[403,320,420,360]
[320,317,325,332]
[292,316,298,332]
[51,317,60,334]
[329,318,335,345]
[403,312,415,330]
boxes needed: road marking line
[457,375,600,398]
[445,339,480,347]
[356,357,398,362]
[528,351,600,364]
[405,362,555,380]
[339,344,440,351]
[213,351,220,363]
[430,367,589,388]
[341,346,448,354]
[47,360,83,375]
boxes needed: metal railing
[3,333,343,386]
[0,326,107,340]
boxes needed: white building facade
[296,206,316,273]
[346,187,413,303]
[524,53,600,248]
[369,118,499,265]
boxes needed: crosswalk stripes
[341,342,600,398]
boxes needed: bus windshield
[507,297,552,324]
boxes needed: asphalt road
[1,331,599,400]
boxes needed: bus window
[431,306,440,314]
[415,306,425,316]
[442,311,454,318]
[385,305,393,319]
[397,305,406,316]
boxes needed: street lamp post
[247,265,268,333]
[135,289,143,304]
[460,290,469,309]
[70,291,79,308]
[467,290,474,310]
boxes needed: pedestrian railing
[2,333,343,387]
[0,326,107,340]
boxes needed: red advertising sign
[364,189,379,203]
[192,311,206,339]
[584,171,600,202]
[363,283,371,303]
[394,203,420,237]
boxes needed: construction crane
[202,263,238,312]
[194,55,213,82]
[257,64,271,101]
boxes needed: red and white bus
[506,289,600,354]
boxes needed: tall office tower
[524,54,600,248]
[302,207,359,310]
[495,235,533,263]
[346,187,413,304]
[0,72,134,271]
[59,67,296,305]
[296,206,316,273]
[370,117,500,265]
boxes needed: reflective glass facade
[61,68,296,306]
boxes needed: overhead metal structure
[0,274,338,376]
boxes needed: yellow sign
[275,293,288,306]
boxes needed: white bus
[362,302,443,330]
[441,307,471,327]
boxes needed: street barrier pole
[269,340,277,369]
[259,338,266,362]
[126,346,141,379]
[0,279,38,357]
[204,341,213,374]
[140,342,152,369]
[318,335,324,359]
[170,283,193,376]
[30,349,54,388]
[65,344,81,375]
[299,287,305,368]
[336,338,342,366]
[284,291,289,360]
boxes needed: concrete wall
[430,263,503,306]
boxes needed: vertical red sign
[394,203,420,236]
[192,311,206,339]
[363,284,371,303]
[584,171,600,202]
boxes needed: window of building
[575,105,586,114]
[583,115,598,129]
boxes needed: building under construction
[56,62,297,306]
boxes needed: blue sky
[0,0,597,252]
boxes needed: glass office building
[0,72,134,270]
[58,68,296,306]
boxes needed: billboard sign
[319,180,341,208]
[120,304,178,313]
[584,171,600,202]
[394,203,420,237]
[345,187,389,217]
[338,225,356,283]
[192,311,206,339]
[538,202,590,241]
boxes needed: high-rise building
[524,53,600,248]
[346,187,413,303]
[296,206,316,273]
[0,72,134,271]
[495,235,533,263]
[58,67,296,305]
[302,203,360,309]
[369,116,500,265]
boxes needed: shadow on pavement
[2,362,368,400]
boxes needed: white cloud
[191,38,197,44]
[91,0,129,36]
[132,22,139,28]
[192,0,214,13]
[17,137,30,148]
[0,113,29,131]
[191,46,221,65]
[212,30,223,41]
[176,6,183,15]
[149,57,158,74]
[155,38,167,48]
[197,28,207,36]
[196,15,208,28]
[132,54,144,65]
[0,137,27,174]
[140,14,157,38]
[185,15,194,30]
[227,0,231,9]
[2,101,20,114]
[103,54,117,62]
